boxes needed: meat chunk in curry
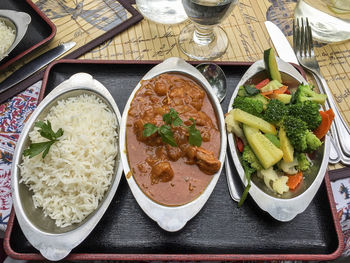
[126,73,221,206]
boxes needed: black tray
[0,0,55,71]
[4,60,344,261]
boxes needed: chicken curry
[126,73,221,206]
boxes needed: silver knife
[264,21,299,65]
[0,42,76,94]
[264,21,347,165]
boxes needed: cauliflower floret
[279,158,299,174]
[273,176,289,194]
[258,166,289,194]
[258,166,279,191]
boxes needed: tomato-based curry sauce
[126,73,221,206]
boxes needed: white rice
[0,20,16,59]
[20,94,118,227]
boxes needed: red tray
[4,59,344,261]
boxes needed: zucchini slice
[264,48,282,83]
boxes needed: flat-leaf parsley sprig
[143,108,202,147]
[23,120,64,158]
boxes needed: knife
[0,42,76,96]
[264,21,344,164]
[264,21,299,65]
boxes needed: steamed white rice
[0,20,16,59]
[20,94,118,227]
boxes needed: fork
[293,17,350,158]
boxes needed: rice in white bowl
[0,20,16,59]
[20,94,118,228]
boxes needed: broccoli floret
[294,83,327,104]
[283,116,308,152]
[297,153,310,171]
[283,116,322,152]
[232,96,264,117]
[242,145,263,171]
[263,99,288,125]
[239,145,262,207]
[251,94,269,110]
[288,101,322,130]
[306,131,322,152]
[242,159,256,178]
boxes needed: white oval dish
[11,73,123,261]
[0,10,31,61]
[227,58,330,222]
[119,57,227,232]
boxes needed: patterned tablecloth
[1,0,350,259]
[0,82,41,231]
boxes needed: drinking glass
[294,0,350,43]
[136,0,188,25]
[178,0,238,60]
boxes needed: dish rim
[119,57,227,232]
[226,57,330,221]
[10,73,123,261]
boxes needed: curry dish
[126,73,221,206]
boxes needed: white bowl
[11,73,123,261]
[227,58,330,222]
[119,57,227,232]
[0,10,31,61]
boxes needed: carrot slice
[287,171,303,190]
[235,135,244,153]
[313,111,331,139]
[326,108,335,123]
[260,90,274,97]
[260,86,288,98]
[255,78,270,90]
[273,85,288,94]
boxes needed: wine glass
[178,0,238,60]
[136,0,188,25]
[294,0,350,43]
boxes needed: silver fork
[293,17,350,158]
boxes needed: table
[1,0,350,259]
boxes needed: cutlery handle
[314,70,350,157]
[225,152,242,202]
[312,73,341,164]
[331,122,350,166]
[328,125,341,164]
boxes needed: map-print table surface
[1,0,350,258]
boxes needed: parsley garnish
[23,120,64,158]
[143,108,202,147]
[188,118,202,147]
[163,108,183,127]
[143,123,177,147]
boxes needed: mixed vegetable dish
[225,48,334,206]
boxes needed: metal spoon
[196,63,227,102]
[196,63,243,202]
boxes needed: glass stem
[193,24,215,46]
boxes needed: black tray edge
[4,59,344,261]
